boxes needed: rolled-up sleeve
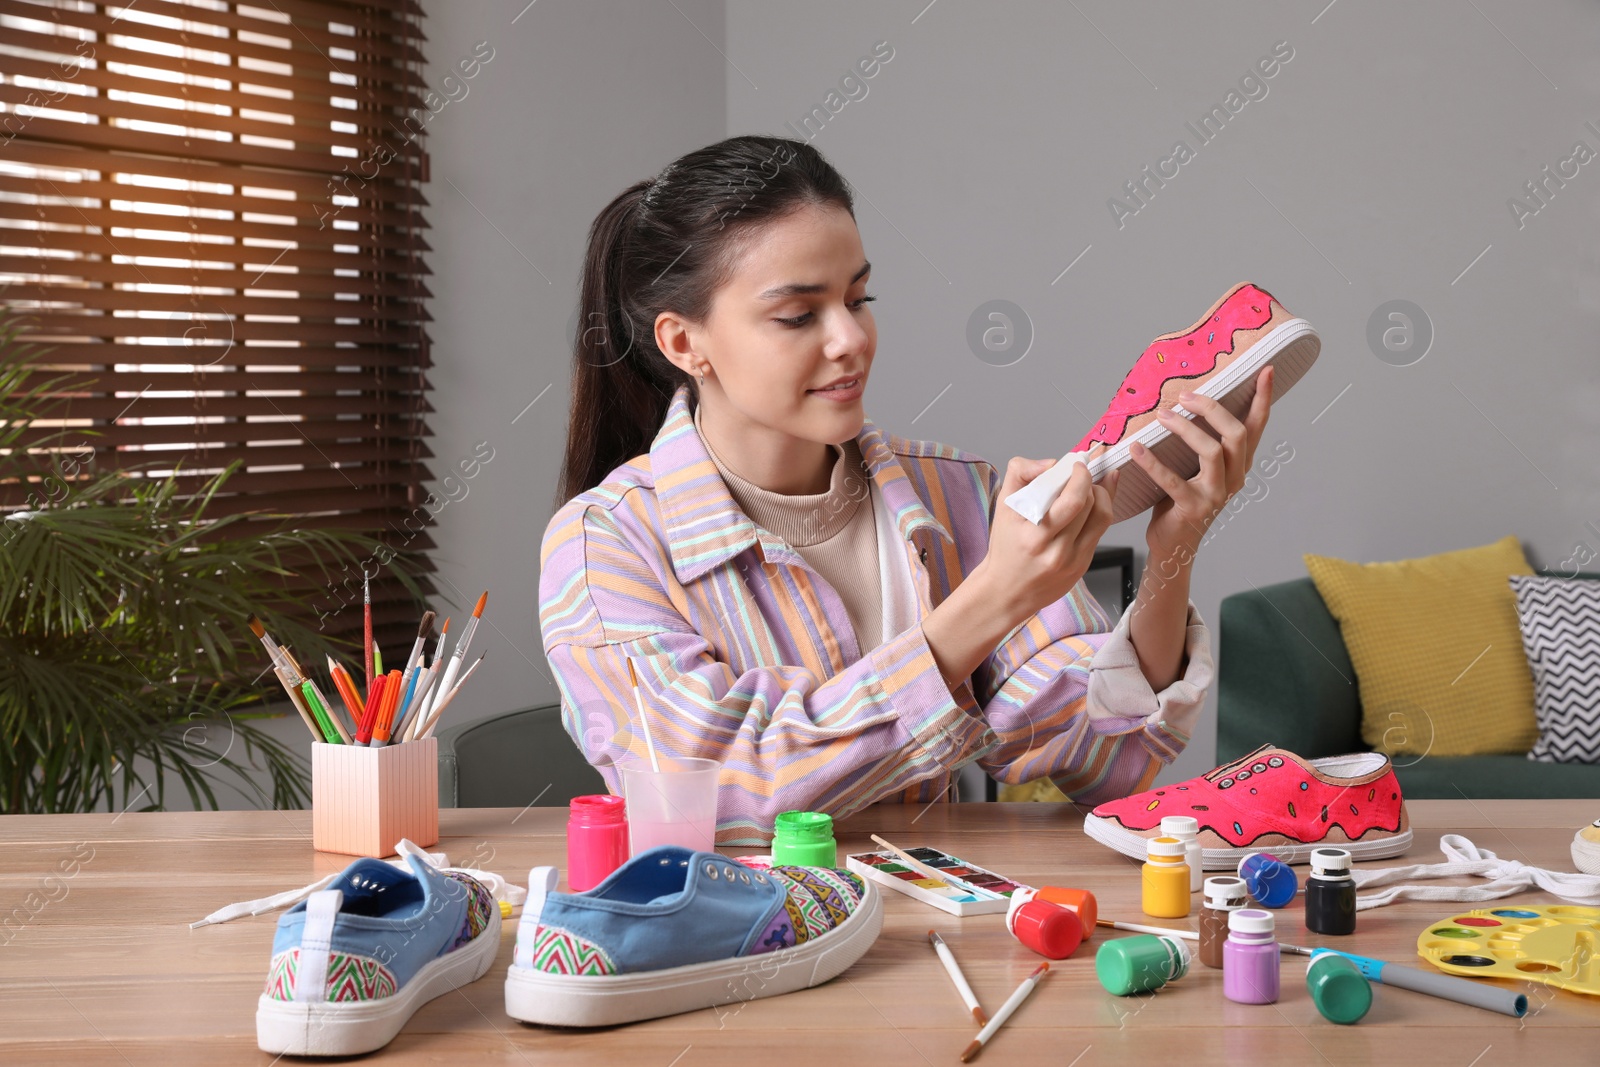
[973,596,1213,804]
[967,461,1214,803]
[1084,598,1213,759]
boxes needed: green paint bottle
[1306,952,1373,1024]
[772,811,837,867]
[1095,934,1191,996]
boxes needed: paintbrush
[1095,919,1198,940]
[362,572,374,695]
[626,656,661,771]
[414,652,485,741]
[1096,918,1312,954]
[961,961,1048,1062]
[419,593,485,727]
[388,611,436,739]
[246,615,320,740]
[869,834,1001,899]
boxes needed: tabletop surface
[0,799,1592,1065]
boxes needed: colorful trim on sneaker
[525,924,617,977]
[441,870,495,952]
[264,948,399,1002]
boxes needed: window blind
[0,0,434,652]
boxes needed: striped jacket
[539,383,1214,845]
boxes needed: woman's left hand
[1129,365,1274,561]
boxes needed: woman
[540,135,1272,845]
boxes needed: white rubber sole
[1081,811,1412,870]
[1093,317,1321,523]
[504,882,883,1028]
[256,907,502,1056]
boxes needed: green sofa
[1217,571,1600,799]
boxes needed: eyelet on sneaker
[703,862,720,880]
[1219,778,1234,788]
[754,874,767,885]
[1268,756,1284,767]
[738,870,751,884]
[1252,762,1268,773]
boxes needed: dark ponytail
[556,135,854,507]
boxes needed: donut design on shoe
[1004,281,1319,526]
[1075,283,1279,451]
[1081,744,1412,869]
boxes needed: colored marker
[388,663,424,742]
[299,680,349,744]
[1310,949,1528,1018]
[327,655,365,732]
[355,673,387,746]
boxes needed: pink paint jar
[566,794,629,892]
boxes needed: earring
[697,366,706,386]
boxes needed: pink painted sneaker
[1082,745,1412,869]
[1075,282,1320,523]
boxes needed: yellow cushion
[1304,536,1537,757]
[998,779,1069,803]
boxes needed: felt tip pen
[355,673,388,746]
[388,664,424,741]
[1310,949,1528,1017]
[327,656,365,732]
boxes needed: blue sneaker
[504,846,882,1027]
[256,852,501,1055]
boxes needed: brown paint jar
[1199,875,1249,969]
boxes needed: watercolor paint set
[845,846,1030,916]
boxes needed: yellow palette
[1417,905,1600,995]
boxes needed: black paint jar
[1304,846,1356,936]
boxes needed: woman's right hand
[978,457,1119,624]
[920,456,1118,692]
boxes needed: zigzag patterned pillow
[1509,575,1600,763]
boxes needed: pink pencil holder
[311,738,439,857]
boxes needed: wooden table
[0,801,1592,1064]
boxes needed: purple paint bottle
[1223,908,1280,1004]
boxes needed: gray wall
[240,0,1600,807]
[719,0,1600,785]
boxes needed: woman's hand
[1130,365,1275,565]
[924,456,1118,692]
[976,456,1120,622]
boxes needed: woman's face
[658,201,876,452]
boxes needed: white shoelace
[1351,833,1600,910]
[189,838,527,928]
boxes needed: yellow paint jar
[1142,836,1191,919]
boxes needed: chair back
[436,703,607,808]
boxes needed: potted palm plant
[0,307,421,813]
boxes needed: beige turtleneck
[694,402,884,653]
